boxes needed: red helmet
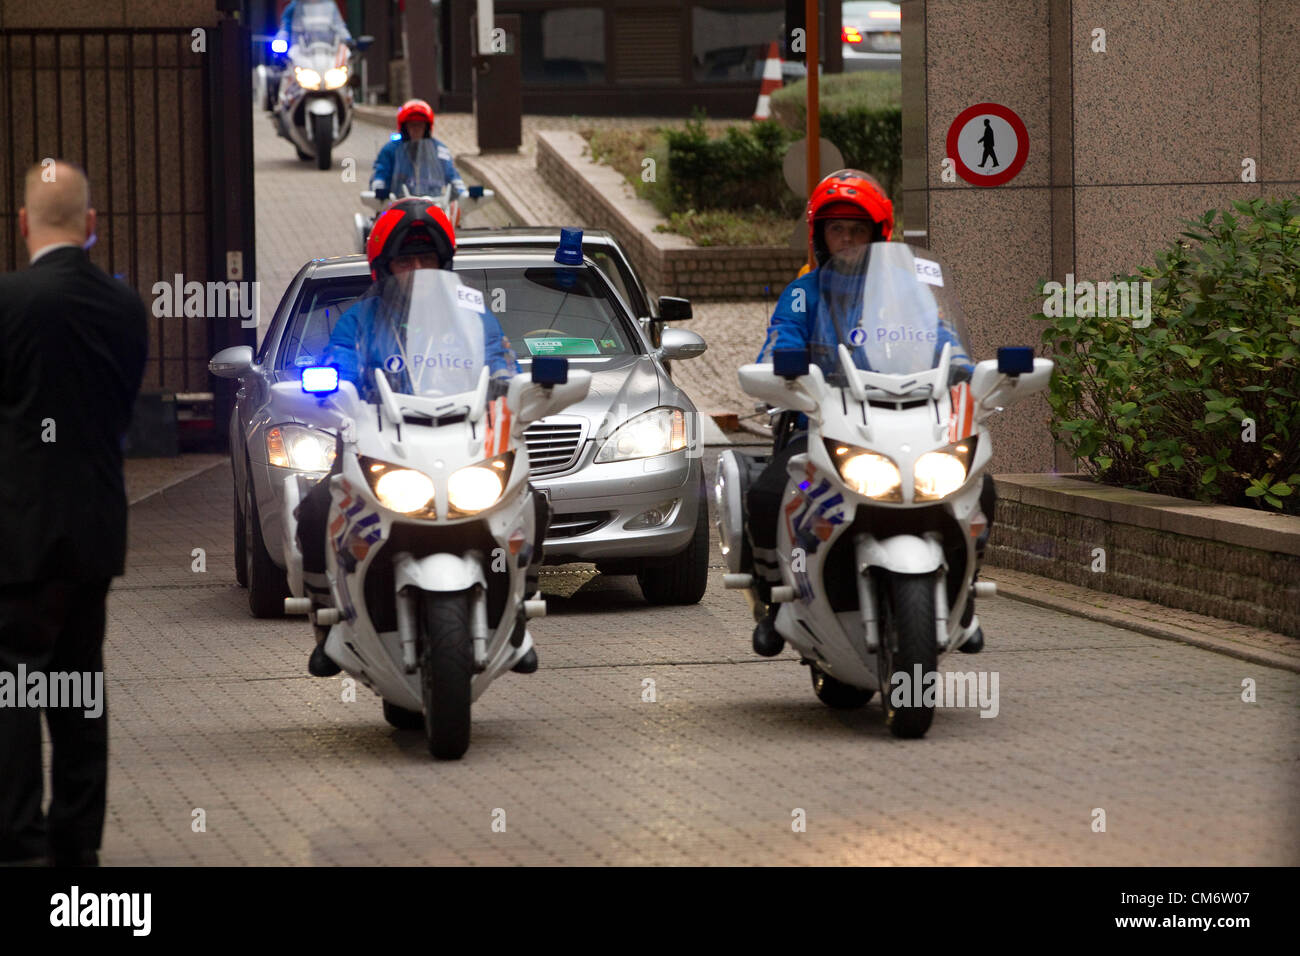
[366,198,456,279]
[396,99,434,137]
[807,169,894,266]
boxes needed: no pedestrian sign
[946,103,1029,187]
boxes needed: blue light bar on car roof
[555,227,584,265]
[302,366,340,394]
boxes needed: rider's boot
[303,570,341,677]
[750,546,785,657]
[958,526,991,655]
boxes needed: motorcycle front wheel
[878,572,938,739]
[419,591,474,759]
[311,112,333,170]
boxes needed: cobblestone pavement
[92,453,1299,866]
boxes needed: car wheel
[636,475,709,606]
[234,469,248,588]
[245,470,289,618]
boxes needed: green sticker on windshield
[524,337,600,356]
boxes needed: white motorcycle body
[716,242,1053,737]
[272,39,355,165]
[272,270,591,757]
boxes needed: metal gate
[0,23,254,444]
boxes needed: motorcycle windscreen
[356,268,517,401]
[810,242,973,381]
[391,139,449,198]
[291,0,346,48]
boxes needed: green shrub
[770,73,903,199]
[1034,196,1300,513]
[663,115,801,217]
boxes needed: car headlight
[295,67,322,90]
[914,440,977,501]
[595,407,687,463]
[447,454,512,515]
[267,425,336,472]
[824,440,902,501]
[323,67,348,89]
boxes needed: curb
[987,573,1300,674]
[456,154,533,226]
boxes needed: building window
[692,4,784,83]
[513,7,606,85]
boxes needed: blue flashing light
[390,132,402,142]
[271,37,288,54]
[798,481,811,491]
[302,366,340,394]
[554,227,584,266]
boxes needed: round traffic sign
[945,103,1028,187]
[783,137,846,197]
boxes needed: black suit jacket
[0,246,148,584]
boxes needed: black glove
[374,187,389,201]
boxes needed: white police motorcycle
[264,0,366,170]
[271,269,590,758]
[716,243,1052,738]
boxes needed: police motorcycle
[272,269,591,759]
[715,242,1052,738]
[353,138,496,252]
[263,0,369,170]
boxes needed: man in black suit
[0,161,147,867]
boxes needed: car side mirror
[658,295,692,322]
[658,328,706,361]
[209,345,254,379]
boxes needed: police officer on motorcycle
[296,198,546,677]
[747,170,991,659]
[371,100,469,203]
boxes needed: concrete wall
[902,0,1300,475]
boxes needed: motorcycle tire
[245,470,289,618]
[878,572,938,739]
[810,663,873,709]
[419,591,474,760]
[636,474,709,606]
[382,700,423,731]
[312,113,332,170]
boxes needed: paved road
[100,449,1299,866]
[87,109,1299,866]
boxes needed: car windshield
[809,242,972,382]
[277,263,639,374]
[291,0,347,48]
[391,139,448,198]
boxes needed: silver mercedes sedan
[210,242,709,618]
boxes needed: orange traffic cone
[752,42,783,121]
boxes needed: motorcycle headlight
[323,67,348,89]
[447,455,512,515]
[360,458,435,514]
[914,440,977,501]
[824,440,902,501]
[266,425,336,473]
[295,67,322,90]
[595,407,687,463]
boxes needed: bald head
[20,160,96,259]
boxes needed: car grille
[546,511,611,539]
[524,417,585,476]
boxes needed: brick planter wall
[536,130,807,301]
[988,475,1300,637]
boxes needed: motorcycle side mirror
[531,356,569,386]
[997,346,1035,377]
[773,349,810,380]
[507,368,592,431]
